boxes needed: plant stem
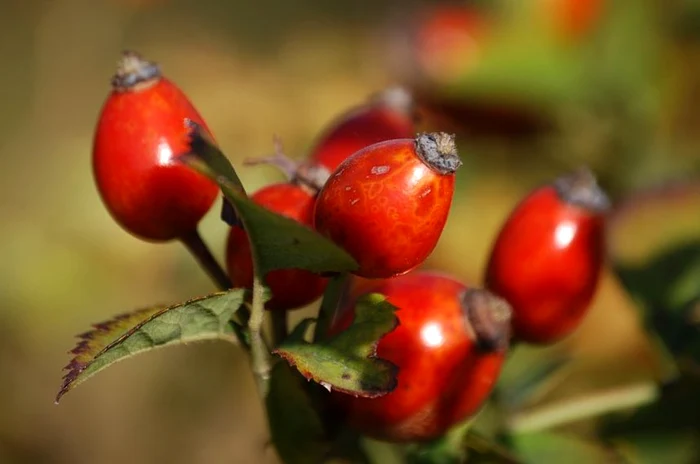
[271,310,288,347]
[250,275,272,397]
[179,228,231,291]
[180,228,251,349]
[505,382,659,433]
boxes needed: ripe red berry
[329,271,511,442]
[301,87,416,181]
[484,168,610,344]
[92,51,218,242]
[313,132,462,279]
[226,183,328,311]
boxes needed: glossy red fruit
[307,87,416,175]
[314,132,462,279]
[329,271,511,442]
[484,168,610,344]
[93,51,218,242]
[226,183,328,311]
[294,87,417,190]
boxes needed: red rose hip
[226,183,327,311]
[253,88,418,192]
[313,132,462,279]
[329,271,511,442]
[92,51,218,241]
[303,87,416,180]
[484,168,610,344]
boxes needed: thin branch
[179,228,231,291]
[180,228,250,349]
[249,275,272,397]
[506,382,659,433]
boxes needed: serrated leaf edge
[273,309,400,398]
[55,291,241,404]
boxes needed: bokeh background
[0,0,699,463]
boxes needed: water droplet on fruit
[371,165,390,175]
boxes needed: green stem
[271,310,288,347]
[249,275,272,397]
[505,382,658,433]
[179,228,231,291]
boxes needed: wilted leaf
[266,362,330,464]
[274,293,399,398]
[510,432,618,464]
[180,123,359,277]
[56,290,245,403]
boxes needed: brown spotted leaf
[56,290,246,403]
[274,293,399,398]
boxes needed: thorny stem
[271,310,289,347]
[179,229,250,349]
[250,275,272,397]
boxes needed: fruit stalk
[179,229,232,291]
[250,275,272,396]
[180,229,251,349]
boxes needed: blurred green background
[0,0,699,462]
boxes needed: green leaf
[614,242,700,362]
[180,123,359,277]
[608,180,700,367]
[56,290,245,403]
[265,361,330,464]
[510,432,617,464]
[601,375,700,463]
[274,293,399,397]
[314,272,352,343]
[614,241,700,315]
[497,345,572,411]
[404,417,476,464]
[185,120,246,194]
[447,35,586,107]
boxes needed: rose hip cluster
[92,51,610,444]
